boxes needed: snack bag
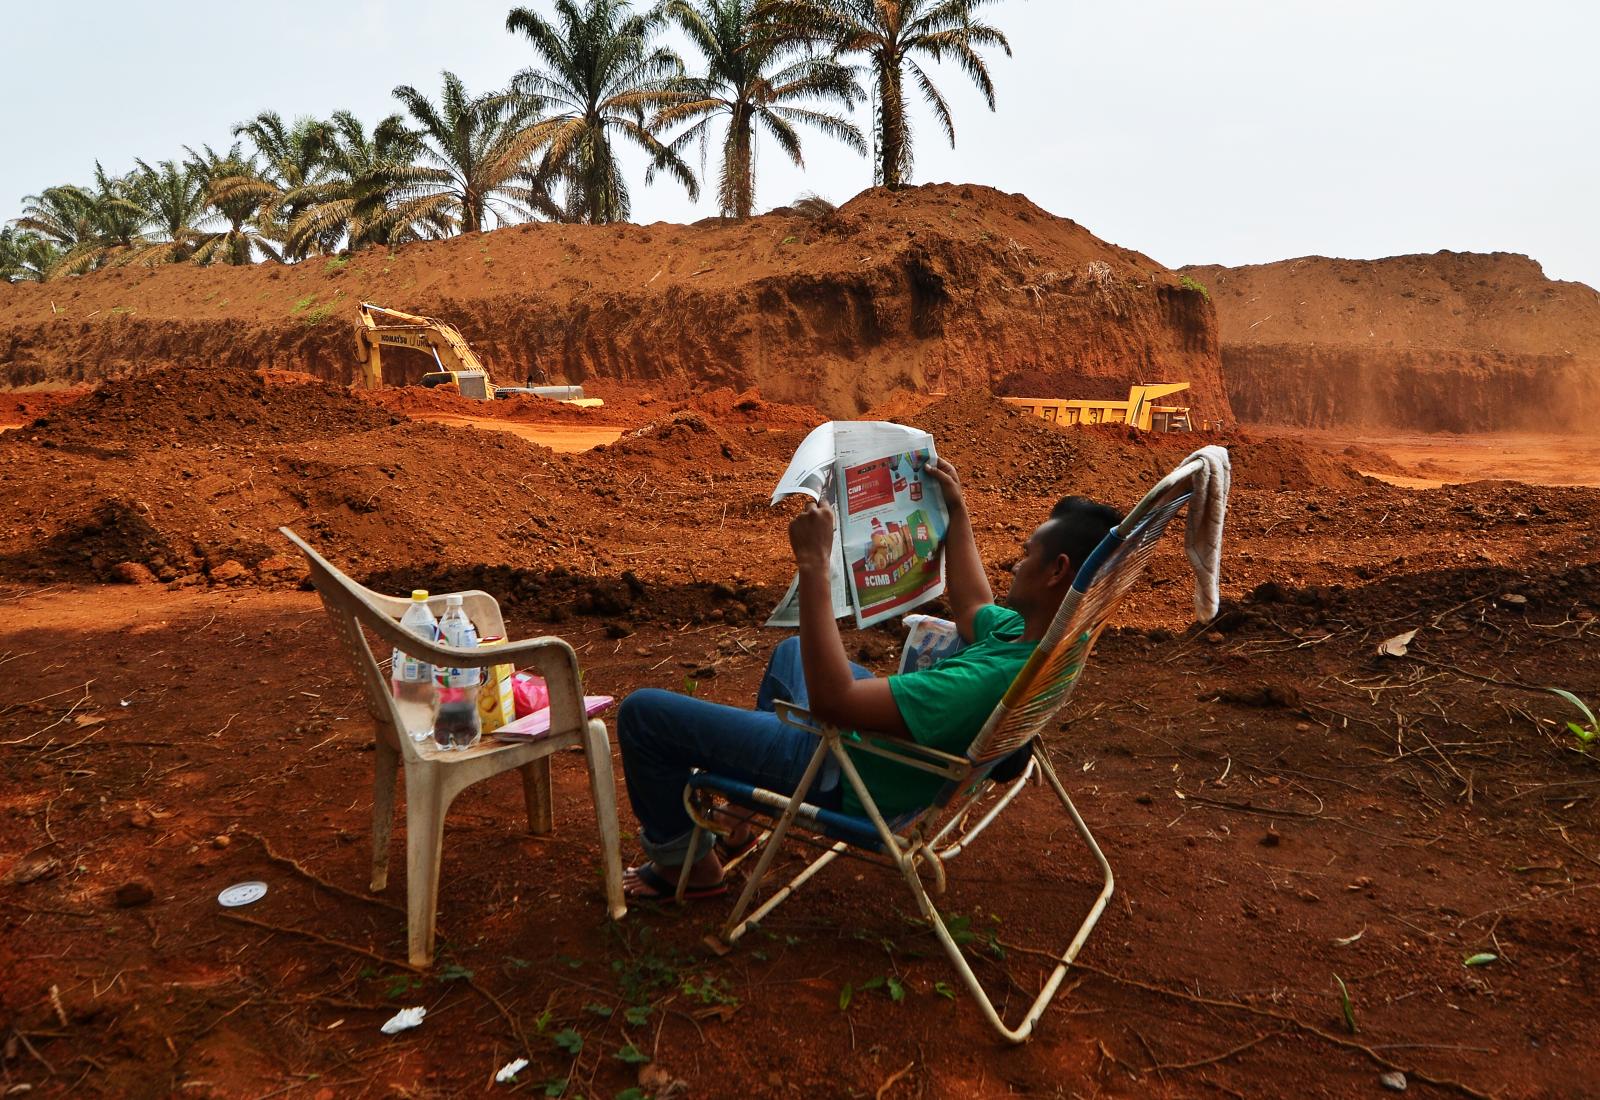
[475,640,517,730]
[513,673,550,718]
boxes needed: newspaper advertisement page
[765,422,949,629]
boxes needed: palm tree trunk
[878,57,907,191]
[728,105,755,219]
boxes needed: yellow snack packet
[476,639,517,731]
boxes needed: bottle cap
[411,590,430,601]
[445,594,464,606]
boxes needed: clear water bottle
[391,590,439,742]
[432,595,482,750]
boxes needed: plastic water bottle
[432,595,482,750]
[391,590,439,742]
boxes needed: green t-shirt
[841,605,1036,819]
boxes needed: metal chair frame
[681,457,1209,1042]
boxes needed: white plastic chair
[683,454,1220,1041]
[281,528,627,966]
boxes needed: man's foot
[624,853,726,902]
[715,821,760,865]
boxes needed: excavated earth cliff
[1183,252,1600,432]
[0,184,1225,421]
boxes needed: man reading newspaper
[615,459,1122,900]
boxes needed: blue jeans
[615,636,873,867]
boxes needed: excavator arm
[354,302,488,390]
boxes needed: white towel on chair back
[1181,445,1231,623]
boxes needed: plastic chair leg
[404,769,451,967]
[521,757,555,835]
[370,741,401,892]
[581,719,627,921]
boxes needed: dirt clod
[113,880,155,908]
[110,561,157,584]
[209,560,250,584]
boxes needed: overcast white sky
[3,1,1595,287]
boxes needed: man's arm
[926,458,993,641]
[790,500,910,736]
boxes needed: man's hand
[926,457,966,513]
[927,456,992,638]
[788,499,836,570]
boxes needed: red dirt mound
[599,412,761,471]
[1183,252,1600,431]
[0,385,91,423]
[671,386,821,432]
[0,183,1226,422]
[19,364,399,452]
[904,390,1366,507]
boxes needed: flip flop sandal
[626,862,728,903]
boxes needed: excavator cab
[419,370,493,400]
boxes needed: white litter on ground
[495,1058,530,1084]
[380,1006,426,1034]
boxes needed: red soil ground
[3,367,1599,1098]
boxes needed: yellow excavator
[353,302,601,406]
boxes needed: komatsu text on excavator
[353,303,601,406]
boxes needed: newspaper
[765,421,950,629]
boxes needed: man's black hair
[1039,496,1123,579]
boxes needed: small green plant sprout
[841,974,905,1009]
[1178,274,1211,301]
[436,963,474,982]
[679,973,738,1007]
[551,1027,584,1054]
[382,973,422,1000]
[1464,952,1498,967]
[1333,974,1357,1034]
[941,913,977,945]
[325,256,349,273]
[1546,688,1598,750]
[934,981,957,1001]
[682,676,699,697]
[613,1043,651,1065]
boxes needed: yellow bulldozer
[1002,382,1192,432]
[353,302,601,406]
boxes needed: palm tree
[506,0,699,224]
[766,0,1010,190]
[126,158,211,265]
[280,110,446,253]
[389,71,553,235]
[0,227,60,283]
[186,144,282,265]
[15,166,147,276]
[659,0,864,219]
[215,111,335,259]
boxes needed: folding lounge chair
[681,455,1217,1042]
[280,528,627,966]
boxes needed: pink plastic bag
[512,673,549,718]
